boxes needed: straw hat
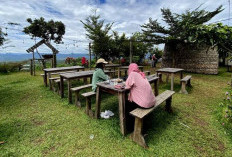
[96,58,108,64]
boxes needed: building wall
[161,42,219,74]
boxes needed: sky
[0,0,230,54]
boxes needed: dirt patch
[43,146,56,156]
[33,138,44,145]
[31,119,45,126]
[192,116,209,127]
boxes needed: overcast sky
[0,0,230,54]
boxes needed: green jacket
[92,68,109,91]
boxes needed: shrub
[0,61,27,73]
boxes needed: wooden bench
[71,84,92,107]
[179,75,192,94]
[54,79,67,94]
[81,91,96,117]
[49,77,60,90]
[129,90,175,148]
[144,71,150,76]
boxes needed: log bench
[81,91,96,117]
[129,90,175,148]
[71,84,92,107]
[179,75,192,94]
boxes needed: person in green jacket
[92,58,109,91]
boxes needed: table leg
[180,71,183,85]
[44,71,48,87]
[95,87,101,119]
[48,73,52,90]
[68,80,72,103]
[118,68,121,78]
[60,76,64,98]
[118,92,126,136]
[171,73,174,91]
[154,80,159,96]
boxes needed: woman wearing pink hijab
[125,63,156,108]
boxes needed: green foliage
[81,14,152,61]
[81,14,113,60]
[0,28,6,46]
[141,5,232,54]
[23,17,65,44]
[0,61,27,73]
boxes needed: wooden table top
[105,64,121,67]
[156,68,184,73]
[60,70,111,79]
[97,74,158,93]
[119,66,144,69]
[44,66,84,72]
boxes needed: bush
[0,61,27,73]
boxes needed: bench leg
[157,73,163,83]
[86,97,94,118]
[74,91,81,108]
[52,80,57,92]
[166,74,169,83]
[57,82,61,95]
[179,82,188,94]
[48,73,52,90]
[187,79,192,87]
[165,97,173,113]
[130,117,148,148]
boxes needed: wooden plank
[130,90,175,119]
[181,75,192,82]
[71,84,92,91]
[81,91,96,97]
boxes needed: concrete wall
[161,42,218,74]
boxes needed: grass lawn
[1,67,232,156]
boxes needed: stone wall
[161,42,219,74]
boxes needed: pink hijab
[128,63,146,79]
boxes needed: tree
[81,14,113,60]
[0,28,6,46]
[141,5,232,68]
[23,17,65,44]
[142,5,224,45]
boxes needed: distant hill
[0,53,93,62]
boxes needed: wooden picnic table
[118,66,144,77]
[156,68,184,91]
[43,66,84,87]
[60,70,111,103]
[95,74,159,136]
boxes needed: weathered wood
[129,90,175,148]
[60,76,64,98]
[43,66,84,86]
[130,117,147,148]
[95,87,101,119]
[130,90,175,119]
[156,68,184,90]
[179,75,192,94]
[67,80,72,104]
[81,91,96,117]
[118,92,126,136]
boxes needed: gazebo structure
[26,39,59,75]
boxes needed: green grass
[1,67,232,156]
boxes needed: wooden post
[30,59,33,75]
[53,53,57,68]
[130,40,132,63]
[89,43,92,70]
[95,86,101,119]
[32,51,35,76]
